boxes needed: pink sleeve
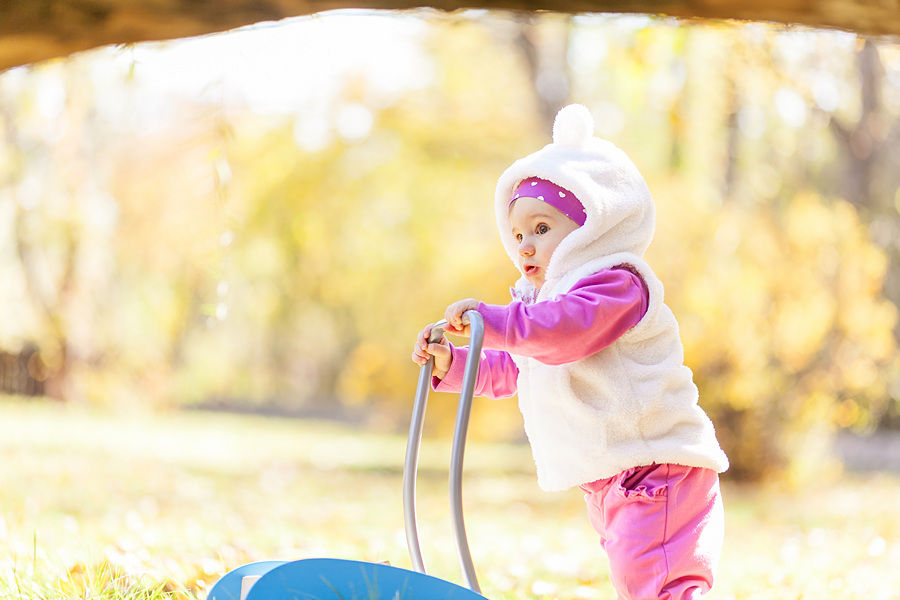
[433,344,519,399]
[477,268,648,366]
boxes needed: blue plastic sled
[207,560,288,600]
[239,558,487,600]
[211,314,487,600]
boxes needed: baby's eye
[536,224,550,235]
[515,233,523,242]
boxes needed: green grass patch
[0,399,898,599]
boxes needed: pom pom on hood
[552,103,594,148]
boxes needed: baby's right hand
[411,324,453,380]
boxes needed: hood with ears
[494,104,656,293]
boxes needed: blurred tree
[608,22,900,480]
[828,41,900,372]
[0,63,92,401]
[1,14,898,481]
[0,53,233,407]
[164,16,545,437]
[512,13,573,130]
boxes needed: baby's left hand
[444,298,480,337]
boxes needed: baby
[412,104,729,599]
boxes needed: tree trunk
[4,1,900,74]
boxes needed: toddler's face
[508,196,580,292]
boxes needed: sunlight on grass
[1,398,899,599]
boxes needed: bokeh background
[2,10,900,599]
[4,11,898,480]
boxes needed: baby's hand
[411,323,452,379]
[444,298,480,337]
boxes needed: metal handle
[403,311,484,593]
[450,311,483,592]
[403,320,445,575]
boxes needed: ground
[0,399,898,599]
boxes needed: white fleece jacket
[494,105,729,491]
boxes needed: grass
[0,399,898,600]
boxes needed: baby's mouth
[524,264,539,276]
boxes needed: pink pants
[579,464,724,600]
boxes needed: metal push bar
[403,310,485,593]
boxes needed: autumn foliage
[1,14,898,481]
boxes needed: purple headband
[510,177,587,227]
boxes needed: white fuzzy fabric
[552,104,594,147]
[495,104,729,491]
[496,105,656,290]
